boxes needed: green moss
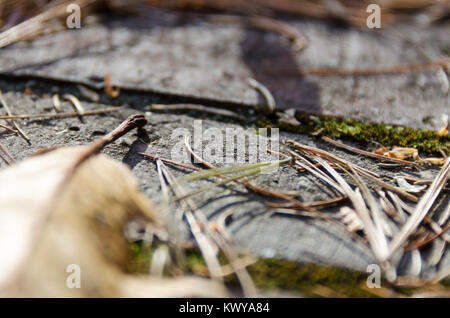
[129,243,375,297]
[128,242,152,273]
[128,243,450,297]
[255,113,450,154]
[224,258,376,297]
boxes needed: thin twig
[322,136,419,166]
[156,160,224,280]
[72,114,147,171]
[287,139,419,202]
[0,106,124,120]
[247,78,276,112]
[247,15,306,51]
[0,90,30,143]
[388,157,450,258]
[266,58,450,77]
[52,94,62,113]
[63,94,85,122]
[0,123,18,134]
[150,104,245,121]
[404,222,450,251]
[0,0,98,48]
[0,142,14,165]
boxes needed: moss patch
[129,243,450,297]
[129,244,375,297]
[256,113,450,154]
[225,258,376,297]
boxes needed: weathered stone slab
[0,82,447,276]
[0,9,448,129]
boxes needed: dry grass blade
[159,158,258,296]
[0,106,124,120]
[0,123,18,134]
[287,139,418,202]
[173,168,262,202]
[140,151,337,210]
[179,158,288,183]
[207,223,257,297]
[63,94,85,121]
[266,58,450,77]
[77,85,100,103]
[155,160,224,280]
[150,104,245,121]
[0,142,14,165]
[0,90,30,143]
[314,157,391,264]
[288,150,344,195]
[404,222,450,251]
[388,191,450,244]
[183,136,325,210]
[0,0,98,48]
[52,94,62,113]
[337,207,364,233]
[248,15,307,51]
[388,157,450,257]
[247,78,276,112]
[287,139,378,177]
[321,136,419,166]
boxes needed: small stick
[247,78,276,112]
[0,90,31,143]
[63,94,85,122]
[322,136,419,166]
[73,114,147,169]
[404,222,450,251]
[247,15,306,51]
[287,139,378,177]
[266,58,450,77]
[42,114,149,257]
[150,104,246,121]
[0,0,97,49]
[266,196,347,209]
[0,106,124,120]
[52,94,62,113]
[140,151,362,242]
[388,157,450,257]
[0,123,18,134]
[77,85,99,102]
[287,139,419,202]
[156,160,224,280]
[267,148,339,171]
[0,142,15,165]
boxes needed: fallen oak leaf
[0,115,229,297]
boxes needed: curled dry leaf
[0,147,229,297]
[437,114,448,136]
[277,108,301,126]
[105,73,120,98]
[337,206,364,233]
[395,177,427,193]
[375,146,447,165]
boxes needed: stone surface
[0,79,447,276]
[0,9,448,129]
[0,9,448,278]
